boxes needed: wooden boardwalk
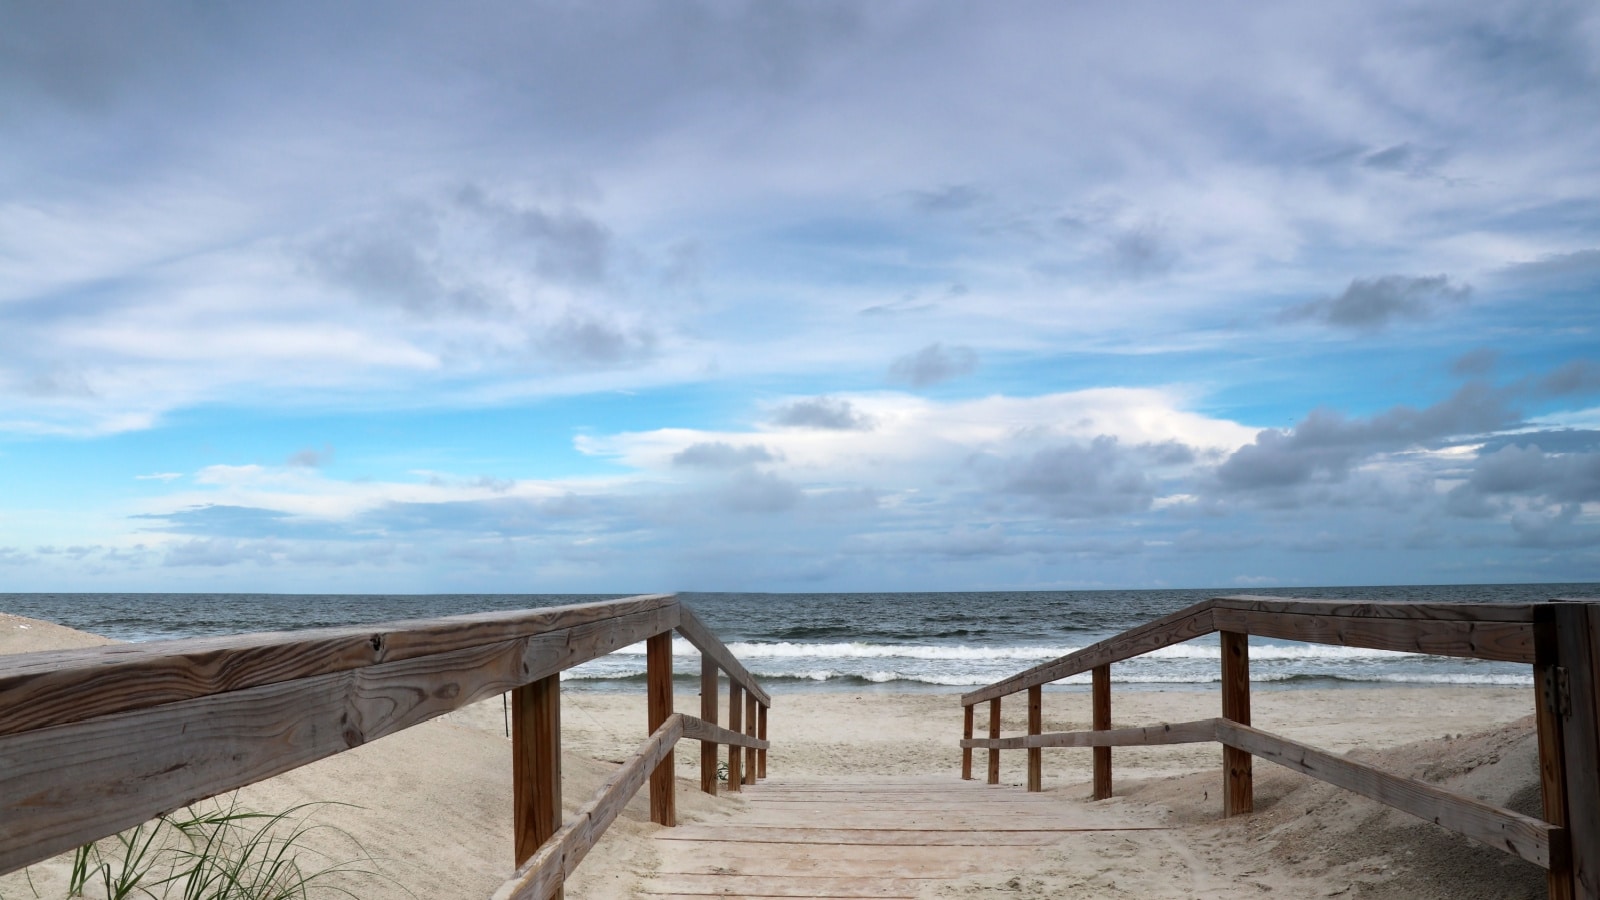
[642,777,1163,899]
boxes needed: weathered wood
[744,691,759,786]
[676,605,771,705]
[657,825,1169,845]
[961,704,975,781]
[0,594,679,737]
[1092,663,1111,801]
[0,606,671,876]
[680,714,770,749]
[647,631,676,827]
[962,718,1219,750]
[700,655,719,796]
[1535,606,1574,900]
[987,698,1001,785]
[1553,602,1600,897]
[1210,595,1538,623]
[493,714,685,900]
[1026,685,1042,792]
[758,703,769,779]
[1215,719,1555,869]
[1221,631,1252,816]
[513,673,561,880]
[727,683,744,792]
[963,604,1216,705]
[1210,606,1535,664]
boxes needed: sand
[0,613,1548,899]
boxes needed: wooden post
[744,691,758,785]
[1027,685,1043,792]
[961,704,975,780]
[699,654,718,796]
[727,683,743,793]
[1221,631,1253,816]
[1092,664,1112,800]
[757,704,768,779]
[646,632,676,827]
[1550,602,1600,899]
[1536,604,1574,900]
[512,673,561,891]
[987,697,1002,785]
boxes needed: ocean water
[4,584,1595,693]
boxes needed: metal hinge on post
[1542,665,1572,719]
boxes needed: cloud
[538,311,656,367]
[980,436,1165,518]
[1358,143,1448,179]
[771,397,875,431]
[717,471,801,514]
[908,185,983,214]
[887,343,978,388]
[672,441,777,468]
[288,446,334,468]
[1279,275,1471,332]
[1538,360,1600,397]
[1106,226,1176,281]
[135,472,183,482]
[1450,348,1499,377]
[1215,382,1521,491]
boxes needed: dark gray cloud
[1216,382,1521,491]
[772,397,874,430]
[1279,275,1471,332]
[456,186,612,286]
[538,311,656,367]
[1450,347,1499,377]
[887,343,978,388]
[1358,143,1449,179]
[1107,226,1176,281]
[1538,359,1600,397]
[977,436,1194,519]
[673,441,777,468]
[1446,443,1600,514]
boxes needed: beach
[0,611,1547,899]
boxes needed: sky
[1,0,1598,594]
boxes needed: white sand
[0,614,1547,899]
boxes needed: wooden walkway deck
[642,777,1164,899]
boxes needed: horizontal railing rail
[959,596,1600,900]
[0,593,772,900]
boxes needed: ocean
[4,584,1594,692]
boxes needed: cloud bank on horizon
[1,0,1597,592]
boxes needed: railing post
[1027,685,1042,792]
[757,704,768,779]
[1549,602,1600,899]
[1092,664,1112,800]
[512,673,561,900]
[744,691,758,785]
[987,697,1001,785]
[647,631,676,827]
[1221,631,1253,816]
[961,704,975,780]
[727,683,744,792]
[700,654,719,796]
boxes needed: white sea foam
[614,638,1424,663]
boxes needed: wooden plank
[1554,602,1600,897]
[1092,663,1111,801]
[0,594,679,737]
[0,605,674,876]
[1215,719,1555,869]
[493,714,685,900]
[648,631,676,828]
[963,603,1216,705]
[700,655,718,796]
[963,718,1219,750]
[645,873,938,897]
[658,825,1170,845]
[1210,606,1535,664]
[758,703,768,779]
[1534,605,1574,900]
[961,704,974,781]
[676,605,770,705]
[745,691,758,786]
[681,714,769,749]
[1210,595,1538,623]
[1026,685,1042,793]
[513,673,561,877]
[1221,630,1252,817]
[727,683,743,792]
[987,698,1001,785]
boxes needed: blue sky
[1,0,1598,592]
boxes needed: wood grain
[1220,631,1252,817]
[1211,606,1535,664]
[987,698,1001,785]
[513,673,561,874]
[727,683,743,793]
[744,691,758,786]
[0,594,679,737]
[1553,603,1600,897]
[961,704,974,781]
[1216,719,1554,869]
[1534,606,1573,900]
[1092,664,1111,801]
[758,703,769,779]
[647,632,676,827]
[961,718,1219,750]
[492,714,685,900]
[1026,685,1042,793]
[681,714,769,749]
[699,655,719,796]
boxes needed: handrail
[959,596,1600,900]
[0,593,773,900]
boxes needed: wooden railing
[0,593,770,900]
[959,596,1600,900]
